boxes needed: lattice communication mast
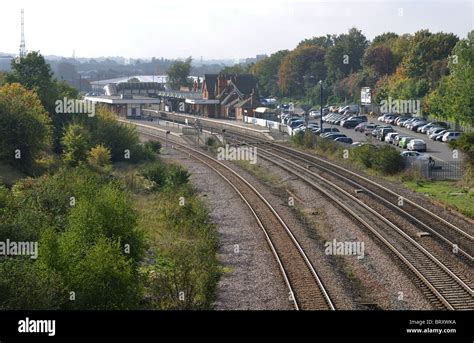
[19,9,26,58]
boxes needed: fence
[405,158,464,180]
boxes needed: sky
[0,0,472,60]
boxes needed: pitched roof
[231,75,257,96]
[203,74,218,96]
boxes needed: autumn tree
[278,45,327,97]
[0,83,52,171]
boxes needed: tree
[87,144,112,172]
[251,50,289,97]
[61,124,91,166]
[426,31,474,127]
[6,51,80,151]
[167,57,192,89]
[325,28,368,81]
[220,64,248,75]
[6,52,56,111]
[401,30,458,78]
[363,46,395,75]
[278,45,327,97]
[297,34,335,49]
[0,83,52,171]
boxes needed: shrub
[166,164,190,189]
[144,140,162,154]
[372,145,405,174]
[61,124,91,166]
[87,144,112,171]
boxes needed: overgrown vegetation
[292,133,405,175]
[0,54,220,309]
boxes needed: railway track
[227,132,473,262]
[223,132,473,310]
[133,124,335,311]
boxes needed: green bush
[144,140,162,154]
[166,164,190,189]
[351,144,404,174]
[372,145,405,174]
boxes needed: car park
[407,139,427,152]
[363,124,378,135]
[400,151,431,160]
[384,132,399,144]
[429,129,447,140]
[321,131,345,138]
[442,131,462,142]
[340,119,361,128]
[408,120,428,131]
[376,127,395,141]
[313,127,340,135]
[355,122,372,132]
[399,137,414,149]
[334,137,353,144]
[395,116,411,126]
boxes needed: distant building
[85,81,163,117]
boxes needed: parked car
[442,131,462,142]
[395,135,407,146]
[376,127,394,141]
[409,120,428,131]
[399,137,414,149]
[395,116,411,126]
[289,119,305,128]
[385,132,399,144]
[355,122,371,132]
[429,129,447,140]
[426,126,444,136]
[363,124,378,136]
[338,104,359,114]
[407,139,427,152]
[334,137,353,144]
[341,119,361,128]
[400,151,431,160]
[377,113,395,122]
[322,133,347,140]
[313,127,340,135]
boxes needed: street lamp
[319,80,324,131]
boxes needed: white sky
[0,0,472,60]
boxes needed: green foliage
[165,164,190,188]
[5,52,79,151]
[140,190,220,310]
[278,45,327,96]
[61,124,91,166]
[205,137,217,147]
[141,161,190,190]
[0,83,52,172]
[251,50,290,97]
[0,258,65,310]
[426,31,474,127]
[144,140,162,154]
[167,57,192,90]
[87,144,112,171]
[401,30,458,79]
[325,28,368,81]
[0,165,145,310]
[351,144,404,174]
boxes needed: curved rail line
[253,146,474,310]
[133,124,335,311]
[228,131,474,262]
